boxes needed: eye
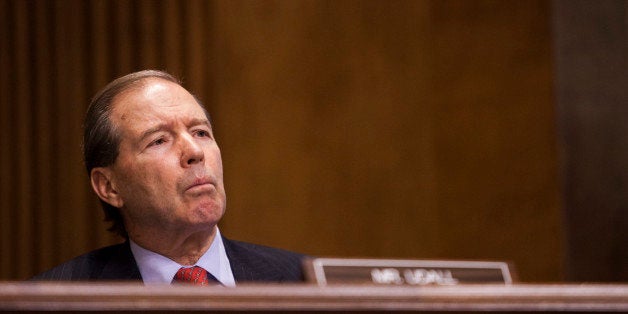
[148,138,166,147]
[195,129,211,138]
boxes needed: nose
[180,135,204,167]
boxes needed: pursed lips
[185,177,215,192]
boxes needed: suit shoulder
[226,238,305,261]
[223,238,307,282]
[31,243,128,281]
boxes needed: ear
[90,167,124,208]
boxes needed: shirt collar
[129,228,235,286]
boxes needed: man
[32,70,304,285]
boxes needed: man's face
[105,78,226,238]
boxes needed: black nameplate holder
[303,258,514,286]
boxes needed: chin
[193,201,225,224]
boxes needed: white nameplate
[303,258,514,286]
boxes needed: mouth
[185,177,215,193]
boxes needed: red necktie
[172,266,215,285]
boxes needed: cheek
[208,148,224,176]
[115,166,150,198]
[116,158,174,197]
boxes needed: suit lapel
[223,237,284,282]
[99,241,143,280]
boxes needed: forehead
[110,78,208,130]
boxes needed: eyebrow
[138,124,168,143]
[189,118,212,129]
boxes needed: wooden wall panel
[210,0,561,281]
[0,0,563,282]
[553,0,628,282]
[32,0,51,275]
[53,0,88,273]
[0,0,11,278]
[210,0,438,257]
[13,0,33,280]
[430,0,562,281]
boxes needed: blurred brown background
[0,0,625,282]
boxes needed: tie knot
[173,266,211,285]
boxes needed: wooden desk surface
[0,282,627,312]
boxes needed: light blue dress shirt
[129,228,236,286]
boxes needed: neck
[128,225,217,265]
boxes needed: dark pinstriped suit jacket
[32,237,305,282]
